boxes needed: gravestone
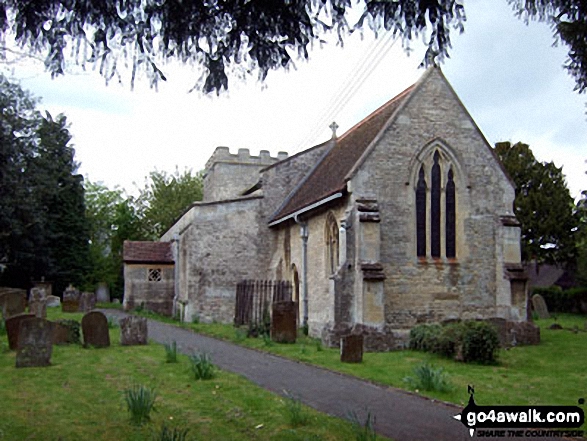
[6,313,35,350]
[29,287,47,318]
[0,288,26,319]
[78,292,96,313]
[340,334,363,363]
[96,283,110,303]
[271,301,297,343]
[62,285,80,312]
[531,294,550,319]
[47,295,61,308]
[81,311,110,348]
[120,316,148,345]
[16,317,53,368]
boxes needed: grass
[164,341,178,363]
[170,312,587,417]
[0,308,388,440]
[283,392,309,428]
[403,362,452,393]
[189,351,215,380]
[125,384,158,425]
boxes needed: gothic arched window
[325,213,339,275]
[415,148,458,259]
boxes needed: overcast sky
[5,1,586,200]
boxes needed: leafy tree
[0,75,89,292]
[576,163,587,285]
[494,141,579,267]
[84,180,147,298]
[2,1,587,94]
[137,168,204,238]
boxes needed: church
[123,67,533,350]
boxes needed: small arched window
[325,213,339,275]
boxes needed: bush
[190,352,215,380]
[152,424,190,441]
[165,341,178,363]
[409,324,442,352]
[283,392,309,427]
[461,321,500,364]
[403,362,452,392]
[55,319,81,344]
[534,286,587,313]
[409,320,500,364]
[124,384,157,426]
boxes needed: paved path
[102,310,565,441]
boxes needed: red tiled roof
[123,241,174,264]
[269,84,415,223]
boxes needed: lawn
[0,308,386,441]
[152,311,587,413]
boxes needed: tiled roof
[123,241,174,264]
[269,84,415,224]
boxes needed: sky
[4,1,586,200]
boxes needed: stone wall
[162,196,269,323]
[348,68,521,330]
[123,264,174,316]
[203,147,287,202]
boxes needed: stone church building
[125,67,531,349]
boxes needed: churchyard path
[100,310,561,441]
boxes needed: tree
[575,162,587,285]
[494,141,579,267]
[2,1,587,94]
[137,168,204,238]
[84,180,147,298]
[0,75,89,291]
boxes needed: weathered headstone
[78,292,96,313]
[16,317,53,368]
[0,288,27,319]
[29,287,47,318]
[531,294,550,319]
[62,285,80,312]
[96,282,110,303]
[81,311,110,348]
[340,334,363,363]
[47,295,61,308]
[6,313,36,350]
[120,316,148,345]
[271,301,297,343]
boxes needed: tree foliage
[0,0,466,93]
[576,164,587,285]
[137,168,204,238]
[2,1,587,94]
[494,141,579,267]
[0,75,89,292]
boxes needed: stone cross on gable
[329,121,339,139]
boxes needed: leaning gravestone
[0,288,27,319]
[340,334,364,363]
[16,317,53,368]
[62,285,80,312]
[120,316,148,345]
[6,313,35,350]
[78,292,96,313]
[81,311,110,348]
[271,301,297,343]
[531,294,550,319]
[29,287,47,319]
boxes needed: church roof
[123,241,174,264]
[269,83,415,224]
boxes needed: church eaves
[268,82,416,225]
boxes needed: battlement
[205,147,288,171]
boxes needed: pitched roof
[123,241,174,264]
[269,83,415,224]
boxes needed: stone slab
[6,313,36,350]
[29,287,47,318]
[79,292,96,313]
[0,288,27,319]
[271,301,297,344]
[16,317,53,368]
[120,316,148,345]
[81,311,110,348]
[531,294,550,319]
[340,334,363,363]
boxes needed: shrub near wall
[533,286,587,313]
[409,321,500,364]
